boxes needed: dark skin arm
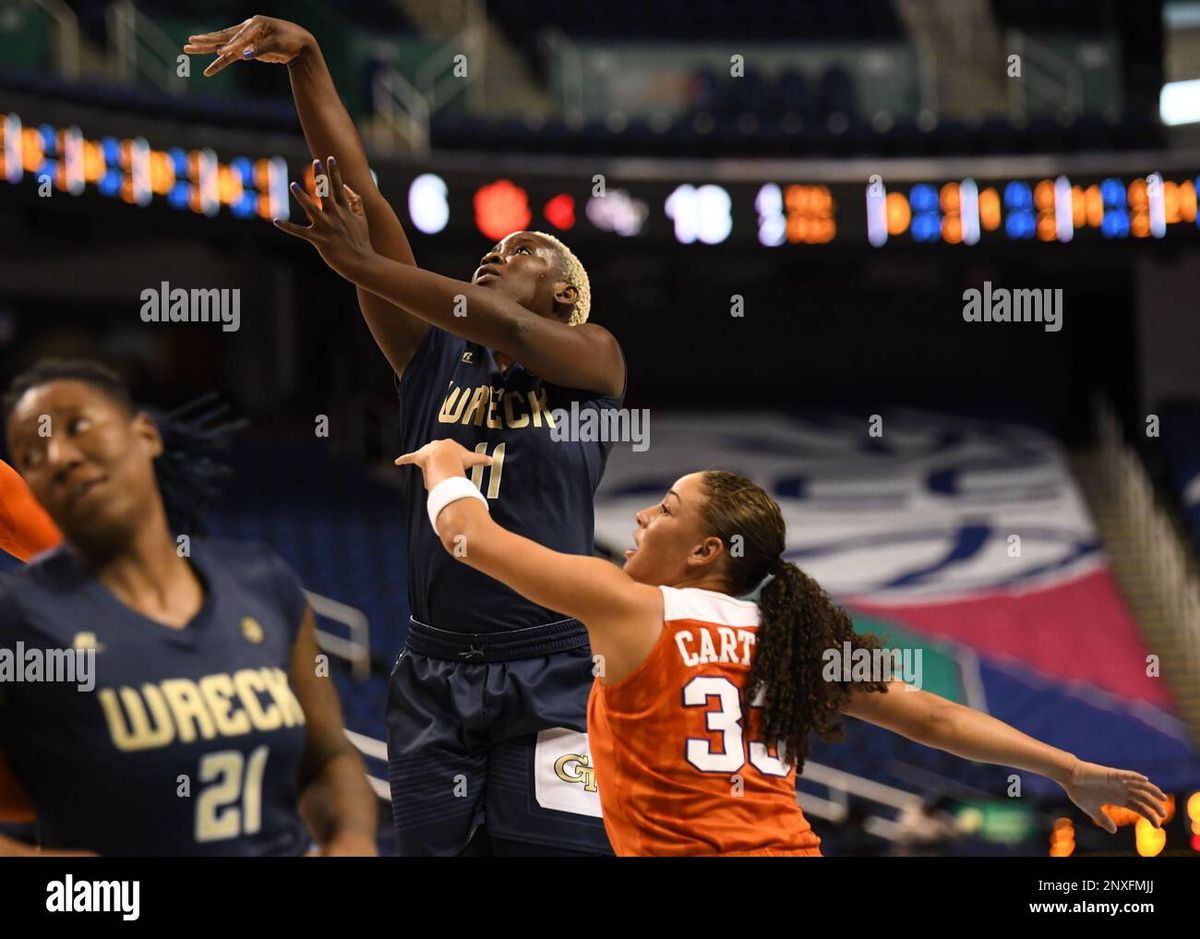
[290,608,378,855]
[275,160,625,396]
[185,16,428,377]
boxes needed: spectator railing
[306,589,372,683]
[30,0,80,81]
[107,0,184,94]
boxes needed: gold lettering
[486,389,503,429]
[198,673,252,737]
[260,668,306,728]
[99,686,175,752]
[503,390,530,428]
[233,669,282,730]
[437,386,469,423]
[461,386,490,427]
[161,678,218,742]
[528,389,556,428]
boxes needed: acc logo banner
[533,728,603,818]
[594,410,1100,602]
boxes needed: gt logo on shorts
[554,752,598,792]
[534,728,603,818]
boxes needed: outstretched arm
[843,681,1169,832]
[185,16,428,377]
[276,160,625,396]
[394,439,662,679]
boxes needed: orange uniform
[588,586,822,856]
[0,458,59,821]
[0,459,60,562]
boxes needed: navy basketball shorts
[386,618,613,857]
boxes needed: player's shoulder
[193,536,307,622]
[658,585,760,628]
[0,546,80,631]
[0,545,82,595]
[193,536,294,583]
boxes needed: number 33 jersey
[0,539,311,856]
[587,586,823,856]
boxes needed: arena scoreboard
[5,111,1200,249]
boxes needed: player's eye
[67,416,92,435]
[660,502,670,516]
[515,246,531,254]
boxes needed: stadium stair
[1070,403,1200,748]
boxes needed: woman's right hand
[184,15,314,77]
[394,440,493,492]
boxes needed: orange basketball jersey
[587,585,822,856]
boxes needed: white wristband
[427,476,489,532]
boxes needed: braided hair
[3,359,243,535]
[697,471,890,773]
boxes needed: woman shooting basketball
[396,437,1169,856]
[186,18,625,856]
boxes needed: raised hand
[183,15,313,77]
[274,158,375,283]
[394,440,493,491]
[1060,759,1168,833]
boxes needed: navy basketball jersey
[0,539,311,856]
[397,327,624,633]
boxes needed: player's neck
[84,512,202,627]
[670,571,733,596]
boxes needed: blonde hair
[532,231,591,326]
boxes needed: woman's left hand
[394,439,492,491]
[1060,759,1168,833]
[274,157,375,283]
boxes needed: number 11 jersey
[397,327,624,634]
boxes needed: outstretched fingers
[289,180,321,223]
[325,157,350,209]
[272,218,315,242]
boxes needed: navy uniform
[390,326,623,855]
[0,539,311,856]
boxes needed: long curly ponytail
[698,471,889,773]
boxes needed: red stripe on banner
[848,568,1177,710]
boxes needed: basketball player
[0,360,378,855]
[396,438,1170,855]
[186,17,625,856]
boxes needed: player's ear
[553,282,578,308]
[689,534,725,568]
[132,411,164,459]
